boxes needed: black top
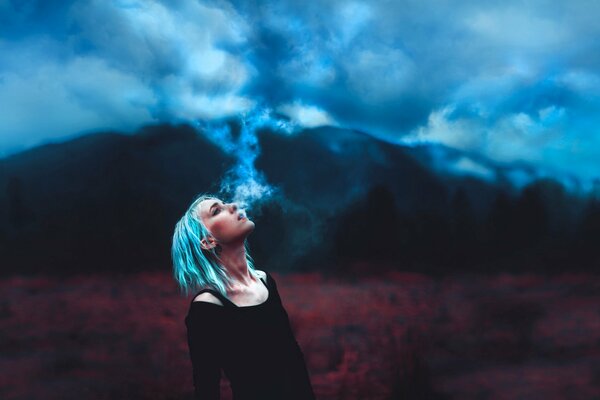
[185,271,316,400]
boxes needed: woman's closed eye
[213,202,227,216]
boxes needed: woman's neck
[219,243,254,288]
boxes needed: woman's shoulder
[186,291,226,326]
[254,269,268,281]
[192,291,224,306]
[188,286,227,312]
[256,269,279,290]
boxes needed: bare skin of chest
[229,279,269,306]
[194,276,269,306]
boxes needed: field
[1,269,598,399]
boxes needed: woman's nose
[229,203,238,212]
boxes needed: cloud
[276,101,337,128]
[0,43,156,155]
[1,0,599,188]
[0,0,254,155]
[450,157,496,181]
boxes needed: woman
[172,193,317,400]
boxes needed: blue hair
[171,192,259,297]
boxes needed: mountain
[0,123,593,276]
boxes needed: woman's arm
[186,311,222,399]
[267,272,317,399]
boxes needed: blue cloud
[1,0,599,190]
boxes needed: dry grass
[1,269,598,399]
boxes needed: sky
[1,0,600,192]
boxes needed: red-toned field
[1,269,598,399]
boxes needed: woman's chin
[242,220,255,234]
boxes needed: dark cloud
[1,0,599,188]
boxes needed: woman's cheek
[209,220,225,239]
[213,219,236,240]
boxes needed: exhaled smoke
[194,106,299,215]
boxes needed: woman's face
[196,198,255,247]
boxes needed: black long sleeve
[185,271,316,400]
[186,309,222,400]
[271,278,317,400]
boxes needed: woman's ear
[200,236,217,251]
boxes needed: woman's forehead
[198,198,222,215]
